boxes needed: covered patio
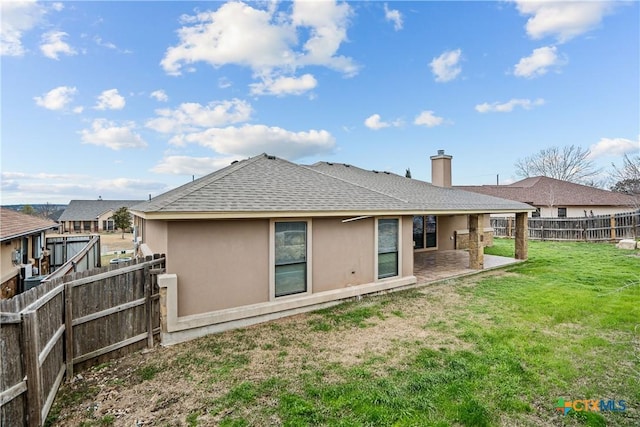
[413,250,523,284]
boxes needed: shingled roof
[457,176,637,207]
[58,200,144,221]
[132,154,532,218]
[0,208,59,242]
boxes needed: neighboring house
[131,152,533,344]
[58,199,143,233]
[0,208,59,299]
[457,176,638,218]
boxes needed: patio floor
[413,250,523,284]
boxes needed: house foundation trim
[158,274,417,345]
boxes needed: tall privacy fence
[0,255,165,427]
[491,210,640,242]
[46,235,101,279]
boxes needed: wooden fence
[0,255,165,427]
[46,235,101,274]
[491,210,640,242]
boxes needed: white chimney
[430,150,452,187]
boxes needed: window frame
[557,207,567,218]
[269,219,313,301]
[375,217,402,280]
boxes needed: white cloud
[430,49,462,83]
[161,1,358,93]
[73,106,84,114]
[1,0,44,56]
[414,111,445,127]
[364,114,403,130]
[475,98,545,113]
[146,99,252,134]
[384,3,403,31]
[513,45,564,78]
[589,136,640,159]
[34,86,77,110]
[95,89,126,110]
[79,119,147,150]
[250,74,317,96]
[40,30,76,60]
[513,0,616,43]
[218,77,232,89]
[150,90,169,102]
[364,114,389,130]
[51,3,64,12]
[175,124,335,160]
[94,36,117,50]
[151,155,239,175]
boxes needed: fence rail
[0,255,165,427]
[491,209,640,242]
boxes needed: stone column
[469,214,484,269]
[515,212,528,260]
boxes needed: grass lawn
[48,240,639,426]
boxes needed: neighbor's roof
[58,200,144,221]
[131,154,532,219]
[0,208,59,242]
[457,176,637,207]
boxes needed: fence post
[22,310,42,427]
[144,264,153,348]
[64,281,74,380]
[610,215,616,241]
[507,217,512,237]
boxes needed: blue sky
[1,0,638,205]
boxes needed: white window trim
[269,218,313,301]
[374,216,402,281]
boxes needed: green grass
[213,240,639,426]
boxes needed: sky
[1,0,639,205]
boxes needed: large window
[378,218,399,279]
[413,215,437,249]
[558,207,567,218]
[274,222,307,297]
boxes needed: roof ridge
[302,164,410,204]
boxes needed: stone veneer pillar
[515,212,528,260]
[468,214,484,269]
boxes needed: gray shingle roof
[58,200,144,221]
[457,176,637,207]
[132,154,533,215]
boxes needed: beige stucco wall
[142,214,417,318]
[144,220,168,255]
[435,215,467,251]
[401,216,414,276]
[1,239,20,285]
[167,219,270,316]
[312,217,375,293]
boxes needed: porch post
[468,214,484,269]
[515,212,528,260]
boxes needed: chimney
[430,149,452,187]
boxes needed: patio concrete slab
[414,250,523,284]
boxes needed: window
[412,215,437,249]
[378,218,399,279]
[83,221,92,232]
[558,207,567,218]
[532,208,541,218]
[274,222,307,297]
[73,221,81,232]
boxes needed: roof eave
[0,224,59,243]
[133,207,534,221]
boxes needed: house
[58,199,143,233]
[457,176,638,218]
[0,208,59,299]
[131,152,533,344]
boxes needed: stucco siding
[168,219,270,316]
[144,220,168,255]
[401,216,414,276]
[437,215,467,251]
[1,240,20,284]
[311,217,375,292]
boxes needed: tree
[514,145,601,184]
[405,168,412,178]
[112,207,132,239]
[610,154,640,195]
[21,205,36,216]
